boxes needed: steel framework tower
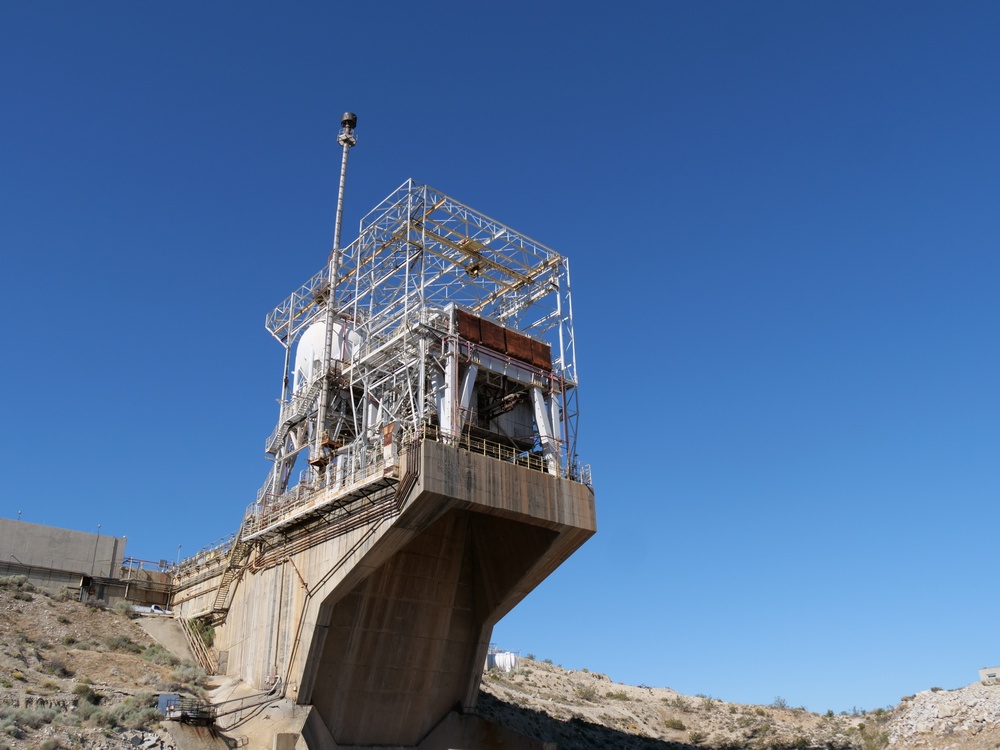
[252,174,586,535]
[173,117,595,748]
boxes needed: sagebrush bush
[0,576,33,591]
[191,618,215,647]
[74,702,100,723]
[73,683,102,706]
[105,635,142,654]
[663,695,689,711]
[141,644,179,667]
[89,692,159,731]
[10,707,57,730]
[112,600,139,619]
[173,663,206,685]
[42,656,73,677]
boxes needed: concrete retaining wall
[0,518,125,578]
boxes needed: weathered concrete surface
[0,518,125,578]
[137,616,196,663]
[194,439,594,748]
[297,707,556,750]
[170,558,227,612]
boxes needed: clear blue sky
[3,2,999,715]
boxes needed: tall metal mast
[311,112,358,472]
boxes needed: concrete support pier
[178,438,594,748]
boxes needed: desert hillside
[1,575,997,750]
[479,656,1000,749]
[0,575,202,750]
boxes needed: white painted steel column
[457,364,478,431]
[441,344,458,439]
[549,383,563,475]
[431,368,445,433]
[530,386,558,475]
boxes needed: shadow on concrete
[475,691,703,750]
[163,722,240,750]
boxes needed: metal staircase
[208,527,253,624]
[180,616,218,674]
[264,376,328,455]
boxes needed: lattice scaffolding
[258,178,585,513]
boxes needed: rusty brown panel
[505,329,533,363]
[455,309,481,343]
[479,319,506,353]
[530,339,552,371]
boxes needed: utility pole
[90,523,102,576]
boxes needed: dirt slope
[478,659,865,749]
[0,576,204,750]
[2,575,996,750]
[478,658,1000,750]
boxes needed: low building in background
[0,517,170,607]
[980,666,1000,684]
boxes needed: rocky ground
[479,659,865,749]
[0,575,203,750]
[1,575,998,749]
[479,658,1000,749]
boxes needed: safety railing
[243,456,396,538]
[418,424,591,486]
[227,421,591,561]
[421,424,548,473]
[177,534,237,573]
[180,617,218,675]
[263,375,329,454]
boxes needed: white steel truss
[257,179,585,517]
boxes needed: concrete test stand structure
[173,114,596,749]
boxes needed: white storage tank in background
[293,318,362,392]
[485,651,518,673]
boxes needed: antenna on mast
[331,112,358,256]
[312,111,358,472]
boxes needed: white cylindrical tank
[293,319,362,392]
[485,651,518,673]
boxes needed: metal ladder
[209,527,252,623]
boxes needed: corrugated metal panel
[530,339,552,371]
[456,309,481,343]
[457,308,551,372]
[480,319,506,353]
[505,329,533,363]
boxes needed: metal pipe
[313,113,358,471]
[280,343,291,403]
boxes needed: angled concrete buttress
[202,438,594,748]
